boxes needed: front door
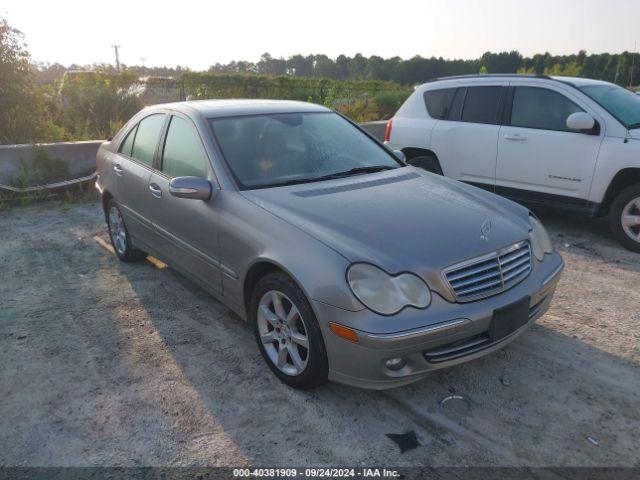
[496,84,603,203]
[146,114,222,295]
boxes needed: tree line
[35,50,640,88]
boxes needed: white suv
[385,75,640,252]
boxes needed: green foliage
[180,72,411,121]
[0,17,60,144]
[56,70,143,139]
[518,61,583,77]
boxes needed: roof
[425,74,614,89]
[435,73,550,81]
[150,99,330,118]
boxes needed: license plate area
[490,296,530,341]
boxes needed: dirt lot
[1,200,639,467]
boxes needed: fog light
[385,357,406,371]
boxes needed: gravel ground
[0,200,639,467]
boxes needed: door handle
[504,134,527,141]
[149,183,162,198]
[113,164,124,175]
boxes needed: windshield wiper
[269,165,397,188]
[311,165,397,182]
[627,122,640,130]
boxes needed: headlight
[529,215,553,261]
[347,263,431,315]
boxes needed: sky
[2,0,639,70]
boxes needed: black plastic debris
[386,430,421,453]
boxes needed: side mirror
[566,112,596,132]
[393,149,406,162]
[169,176,213,200]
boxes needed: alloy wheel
[621,197,640,243]
[257,290,309,376]
[108,206,127,255]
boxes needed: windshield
[209,112,401,189]
[578,84,640,129]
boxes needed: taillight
[384,118,393,142]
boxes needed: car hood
[628,129,640,141]
[241,167,532,299]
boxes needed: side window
[510,87,583,132]
[448,88,467,121]
[461,86,505,125]
[424,88,456,119]
[161,116,208,178]
[119,125,137,157]
[131,114,166,167]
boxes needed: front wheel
[608,184,640,253]
[250,272,329,389]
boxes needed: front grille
[443,241,532,302]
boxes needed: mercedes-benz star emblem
[480,218,492,241]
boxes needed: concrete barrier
[0,141,102,186]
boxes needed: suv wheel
[250,271,329,389]
[608,184,640,253]
[407,155,443,175]
[106,199,147,262]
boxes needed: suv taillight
[384,119,393,143]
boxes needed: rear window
[461,86,504,125]
[424,88,456,119]
[131,114,166,167]
[119,125,137,157]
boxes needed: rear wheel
[250,271,328,389]
[608,184,640,253]
[407,154,443,175]
[106,199,147,262]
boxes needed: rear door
[430,84,507,189]
[496,82,603,203]
[113,113,167,248]
[146,113,222,294]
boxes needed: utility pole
[111,45,121,72]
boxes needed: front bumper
[315,251,564,389]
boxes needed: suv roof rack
[433,73,553,81]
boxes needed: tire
[407,155,443,175]
[608,184,640,253]
[105,199,147,262]
[249,271,329,389]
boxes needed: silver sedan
[96,100,564,389]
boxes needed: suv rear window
[461,86,504,125]
[424,88,456,119]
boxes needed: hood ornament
[480,218,492,241]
